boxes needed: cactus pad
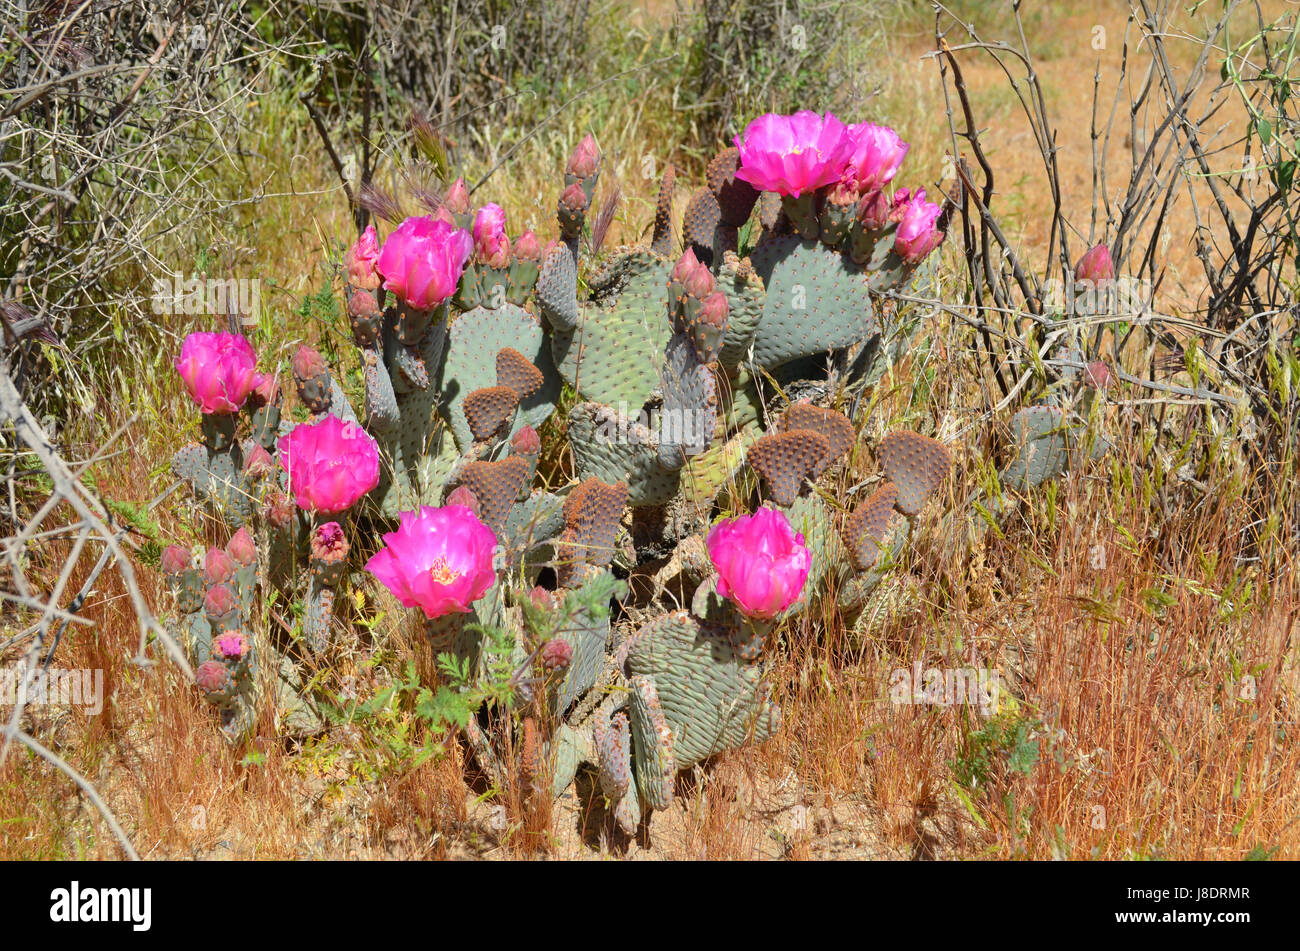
[563,478,629,567]
[780,402,854,465]
[878,430,951,516]
[495,347,545,400]
[843,482,900,571]
[457,456,532,535]
[463,386,520,442]
[747,429,832,506]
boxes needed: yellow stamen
[428,556,461,586]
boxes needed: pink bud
[473,203,509,265]
[204,583,237,617]
[345,224,382,289]
[161,545,192,575]
[529,586,553,611]
[707,507,810,620]
[699,291,729,327]
[266,490,294,529]
[444,177,471,215]
[1074,244,1114,284]
[541,638,573,672]
[244,444,274,479]
[348,289,381,321]
[559,183,588,212]
[1085,360,1115,390]
[857,189,890,231]
[671,248,702,285]
[511,425,541,455]
[514,230,541,261]
[446,485,479,511]
[249,373,280,408]
[683,261,715,300]
[892,188,945,265]
[226,527,256,566]
[310,521,349,564]
[195,660,231,694]
[292,345,327,382]
[204,547,236,586]
[566,133,600,179]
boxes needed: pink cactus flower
[843,123,910,194]
[733,111,852,198]
[706,506,811,620]
[443,177,471,215]
[1074,243,1115,284]
[345,224,382,289]
[365,505,498,619]
[277,414,380,515]
[214,631,250,660]
[472,203,510,266]
[174,332,259,415]
[375,215,473,311]
[892,188,945,264]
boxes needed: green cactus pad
[748,234,876,370]
[552,251,672,411]
[623,611,781,768]
[568,402,683,506]
[627,674,676,811]
[442,304,561,452]
[537,243,580,331]
[716,253,767,368]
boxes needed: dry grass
[2,0,1298,860]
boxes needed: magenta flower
[214,631,250,660]
[1074,244,1115,283]
[277,414,380,514]
[892,188,945,264]
[843,123,909,194]
[733,111,852,198]
[345,224,382,289]
[472,203,509,264]
[375,215,473,311]
[174,332,259,415]
[706,507,811,620]
[365,505,498,619]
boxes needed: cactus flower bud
[559,182,588,213]
[376,215,474,311]
[541,637,573,672]
[699,291,729,327]
[174,332,259,415]
[345,224,382,290]
[266,490,294,529]
[204,547,237,586]
[1074,244,1115,284]
[473,203,509,262]
[248,373,280,408]
[566,133,600,180]
[683,261,715,300]
[446,485,479,511]
[1084,359,1115,390]
[511,425,541,455]
[443,177,471,215]
[365,505,499,619]
[707,506,810,620]
[226,527,257,566]
[348,288,381,321]
[671,248,702,285]
[311,521,348,564]
[292,345,328,383]
[195,660,232,694]
[214,630,250,660]
[204,583,237,618]
[513,229,541,261]
[244,444,274,479]
[857,189,890,231]
[161,545,192,576]
[892,188,945,265]
[528,586,553,611]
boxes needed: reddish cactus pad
[877,430,951,516]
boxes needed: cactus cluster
[160,113,1107,836]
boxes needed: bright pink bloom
[277,414,380,515]
[1074,244,1115,283]
[174,332,259,415]
[365,505,498,619]
[472,203,510,265]
[733,111,852,198]
[214,631,250,660]
[892,188,945,264]
[376,215,473,311]
[843,123,909,194]
[345,224,382,289]
[706,507,810,620]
